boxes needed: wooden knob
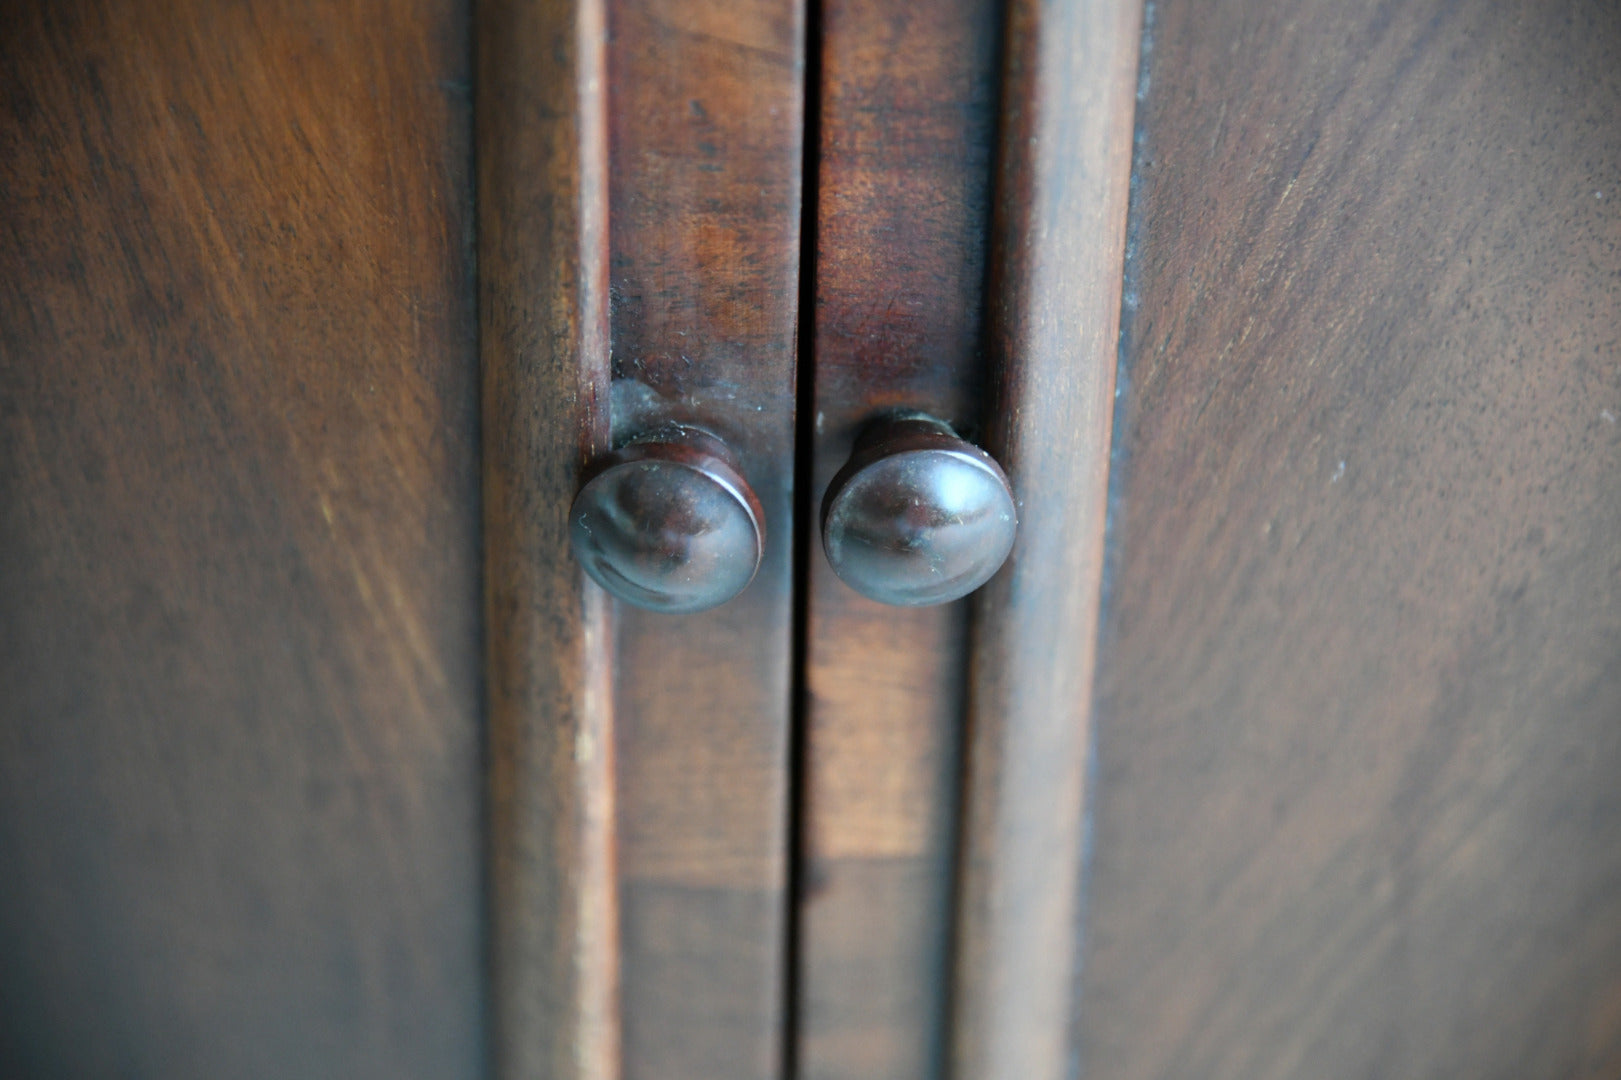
[821,413,1017,606]
[569,426,763,614]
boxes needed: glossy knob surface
[821,413,1017,606]
[569,427,763,614]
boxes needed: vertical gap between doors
[943,0,1015,1071]
[782,0,823,1075]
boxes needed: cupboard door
[608,3,805,1078]
[797,0,1142,1076]
[1080,0,1621,1076]
[480,1,807,1077]
[795,0,1000,1076]
[0,2,485,1076]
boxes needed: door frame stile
[952,0,1145,1075]
[477,0,619,1076]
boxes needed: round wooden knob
[569,426,763,614]
[821,413,1017,606]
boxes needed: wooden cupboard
[2,0,1617,1078]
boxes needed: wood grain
[477,0,617,1078]
[0,1,485,1076]
[604,3,805,1077]
[950,0,1143,1076]
[795,0,1001,1075]
[1079,0,1621,1076]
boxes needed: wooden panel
[1079,0,1621,1077]
[477,0,617,1078]
[0,2,484,1077]
[795,0,1001,1076]
[950,0,1143,1077]
[605,3,805,1078]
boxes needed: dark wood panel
[1080,0,1621,1077]
[795,0,1001,1075]
[477,0,617,1077]
[0,2,484,1077]
[950,0,1143,1076]
[605,2,805,1078]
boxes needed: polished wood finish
[1078,0,1621,1076]
[0,1,485,1076]
[796,0,1002,1074]
[478,0,617,1077]
[605,2,805,1077]
[952,0,1143,1075]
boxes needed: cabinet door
[795,0,1139,1076]
[605,4,805,1078]
[0,2,485,1076]
[795,0,1000,1074]
[478,1,807,1078]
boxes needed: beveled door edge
[477,0,620,1076]
[951,0,1147,1075]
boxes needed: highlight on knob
[568,426,764,614]
[820,413,1017,607]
